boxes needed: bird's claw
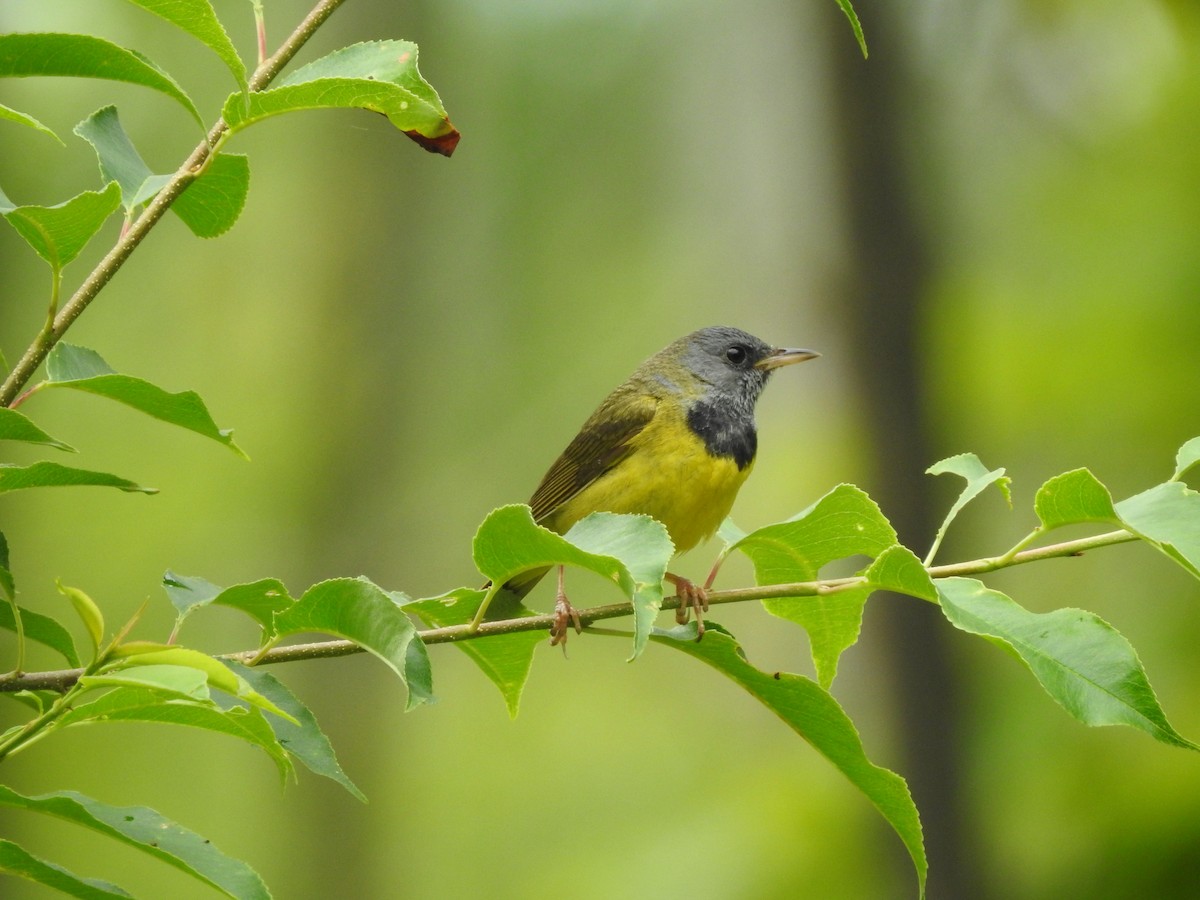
[550,591,583,649]
[667,574,708,639]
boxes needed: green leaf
[472,505,673,659]
[108,646,293,720]
[172,153,250,237]
[0,102,64,144]
[0,183,122,273]
[0,838,131,898]
[653,623,925,897]
[1115,481,1200,579]
[0,461,156,495]
[216,579,294,629]
[1172,436,1200,481]
[274,577,434,710]
[835,0,869,58]
[925,453,1012,563]
[0,407,75,451]
[0,531,13,603]
[74,106,158,212]
[937,577,1196,750]
[161,570,223,616]
[56,580,103,657]
[728,485,897,687]
[0,531,19,673]
[163,572,295,634]
[79,663,209,700]
[0,786,270,899]
[408,588,544,718]
[1033,468,1120,530]
[123,0,247,92]
[862,544,937,602]
[45,343,246,458]
[0,603,81,667]
[0,33,203,126]
[58,687,293,784]
[223,40,460,156]
[222,661,365,800]
[3,690,61,716]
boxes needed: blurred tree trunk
[826,5,985,897]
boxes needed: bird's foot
[666,573,708,639]
[549,567,582,649]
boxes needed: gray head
[674,326,817,407]
[645,326,817,469]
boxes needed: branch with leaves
[3,2,1193,900]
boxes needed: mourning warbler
[496,325,817,644]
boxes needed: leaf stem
[0,528,1141,695]
[0,0,349,408]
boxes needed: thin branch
[0,0,349,408]
[0,528,1139,694]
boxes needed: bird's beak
[755,347,820,371]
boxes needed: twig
[0,528,1139,694]
[0,0,349,408]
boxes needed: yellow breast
[547,402,753,554]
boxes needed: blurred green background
[2,0,1199,897]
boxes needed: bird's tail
[480,565,551,620]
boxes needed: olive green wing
[528,390,658,525]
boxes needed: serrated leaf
[0,602,81,667]
[0,461,156,495]
[0,786,269,899]
[473,506,673,659]
[1172,436,1200,481]
[56,580,103,657]
[0,407,75,451]
[0,183,122,272]
[653,622,925,897]
[45,343,246,458]
[123,0,247,92]
[274,577,434,710]
[0,33,202,126]
[862,544,937,602]
[0,102,64,144]
[1115,481,1200,579]
[223,40,460,155]
[835,0,869,58]
[0,838,131,898]
[1033,468,1119,530]
[58,686,293,784]
[222,661,365,800]
[172,153,250,237]
[408,588,544,718]
[937,577,1196,750]
[729,485,897,687]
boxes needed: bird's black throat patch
[686,398,757,470]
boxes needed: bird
[495,325,818,645]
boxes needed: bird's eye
[725,345,747,366]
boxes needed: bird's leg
[549,565,583,648]
[666,572,708,638]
